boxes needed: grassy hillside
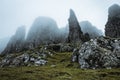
[0,52,120,80]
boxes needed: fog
[0,0,120,53]
[0,38,10,53]
[26,17,60,46]
[1,26,26,54]
[1,16,103,54]
[0,0,120,39]
[108,4,120,18]
[80,21,103,38]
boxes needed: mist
[0,0,120,53]
[0,38,10,53]
[0,0,120,39]
[108,4,120,18]
[1,26,26,54]
[26,17,60,46]
[80,21,103,38]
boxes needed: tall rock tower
[105,4,120,38]
[67,9,83,42]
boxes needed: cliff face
[26,17,60,48]
[0,38,10,54]
[105,4,120,38]
[67,9,83,42]
[1,26,26,54]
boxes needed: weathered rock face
[105,4,120,38]
[80,21,103,39]
[45,43,74,52]
[0,37,10,54]
[72,36,120,69]
[1,26,26,54]
[26,17,60,48]
[82,33,90,42]
[0,46,54,67]
[67,9,83,42]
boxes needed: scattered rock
[0,47,53,67]
[35,59,47,66]
[71,48,79,62]
[60,44,74,52]
[50,65,56,68]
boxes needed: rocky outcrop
[72,36,120,69]
[1,26,26,54]
[105,4,120,38]
[45,43,74,52]
[0,46,54,67]
[26,17,60,48]
[67,9,84,42]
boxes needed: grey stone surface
[1,26,26,54]
[67,9,83,42]
[105,4,120,38]
[72,36,120,69]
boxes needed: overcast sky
[0,0,120,39]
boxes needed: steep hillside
[0,51,120,80]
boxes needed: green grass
[0,52,120,80]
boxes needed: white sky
[0,0,120,39]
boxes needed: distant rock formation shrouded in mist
[1,10,103,55]
[105,4,120,38]
[67,9,84,42]
[26,17,60,48]
[62,21,103,40]
[80,21,103,39]
[0,38,10,54]
[1,26,26,54]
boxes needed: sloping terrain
[0,52,120,80]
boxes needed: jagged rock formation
[0,37,10,54]
[67,9,84,42]
[0,47,52,67]
[26,17,60,48]
[105,4,120,38]
[61,21,103,40]
[72,36,120,69]
[1,26,26,54]
[0,43,75,67]
[80,21,103,39]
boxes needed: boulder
[35,60,47,66]
[72,36,120,69]
[71,48,79,62]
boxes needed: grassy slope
[0,52,120,80]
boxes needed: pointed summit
[1,26,26,54]
[67,9,83,42]
[105,4,120,38]
[69,9,78,21]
